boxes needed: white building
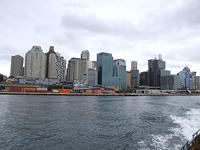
[25,46,46,78]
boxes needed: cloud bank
[0,0,200,76]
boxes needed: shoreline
[0,92,200,96]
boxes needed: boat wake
[170,108,200,140]
[138,108,200,150]
[138,128,182,150]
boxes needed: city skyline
[2,46,200,77]
[1,0,200,76]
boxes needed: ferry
[181,129,200,150]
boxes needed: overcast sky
[0,0,200,76]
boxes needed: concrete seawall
[0,92,199,96]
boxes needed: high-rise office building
[88,68,97,86]
[46,46,66,82]
[113,59,126,89]
[25,46,46,78]
[66,58,87,83]
[126,71,132,88]
[131,70,140,88]
[81,50,90,60]
[10,55,24,77]
[97,52,118,88]
[140,71,148,86]
[177,67,192,89]
[56,53,66,82]
[46,46,57,79]
[161,75,181,90]
[131,61,137,70]
[148,55,167,87]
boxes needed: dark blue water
[0,95,200,150]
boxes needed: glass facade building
[97,53,126,89]
[113,59,126,89]
[177,67,192,89]
[161,75,181,90]
[148,57,166,87]
[131,70,140,88]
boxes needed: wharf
[0,92,199,96]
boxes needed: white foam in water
[138,108,200,150]
[170,108,200,140]
[138,128,182,150]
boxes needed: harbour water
[0,95,200,150]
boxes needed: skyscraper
[113,59,126,89]
[97,53,113,86]
[148,55,167,87]
[97,52,119,88]
[177,67,192,89]
[161,75,181,90]
[140,71,148,86]
[10,55,24,77]
[126,71,132,88]
[130,60,139,88]
[131,61,137,70]
[66,58,87,83]
[46,46,57,79]
[25,46,46,78]
[87,68,97,86]
[131,70,140,88]
[46,46,66,82]
[56,53,66,82]
[81,50,90,60]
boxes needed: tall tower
[25,46,46,78]
[97,52,114,86]
[56,53,66,82]
[148,55,168,87]
[131,61,137,70]
[46,46,57,79]
[66,58,87,83]
[10,55,24,77]
[113,59,126,89]
[81,50,90,60]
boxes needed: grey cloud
[146,0,200,31]
[62,13,141,38]
[0,46,18,61]
[163,44,200,63]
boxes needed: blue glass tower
[178,67,192,89]
[113,59,126,89]
[97,53,117,87]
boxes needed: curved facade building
[25,46,46,78]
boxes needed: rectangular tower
[10,55,24,77]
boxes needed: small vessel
[181,129,200,150]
